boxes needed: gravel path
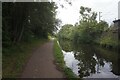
[21,40,64,78]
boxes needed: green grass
[53,39,78,79]
[3,38,48,78]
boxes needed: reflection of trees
[77,56,96,78]
[95,58,105,74]
[58,39,120,77]
[74,44,119,78]
[94,47,120,75]
[93,49,105,73]
[73,45,98,78]
[111,59,120,75]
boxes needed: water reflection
[62,50,79,76]
[59,39,120,78]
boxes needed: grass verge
[53,39,78,79]
[3,38,48,78]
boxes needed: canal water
[58,39,120,78]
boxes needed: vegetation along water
[57,6,120,79]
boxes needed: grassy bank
[53,39,78,79]
[3,38,48,78]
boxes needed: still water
[58,39,120,78]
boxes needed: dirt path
[21,40,64,78]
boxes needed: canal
[58,39,120,78]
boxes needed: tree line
[58,6,109,45]
[3,2,58,47]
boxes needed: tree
[97,20,109,32]
[3,2,58,47]
[72,6,98,44]
[79,6,97,23]
[58,24,74,40]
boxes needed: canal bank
[53,39,78,79]
[58,39,120,79]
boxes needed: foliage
[58,24,74,40]
[3,2,57,47]
[99,30,118,48]
[73,6,105,44]
[58,6,109,45]
[79,6,97,23]
[59,39,73,52]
